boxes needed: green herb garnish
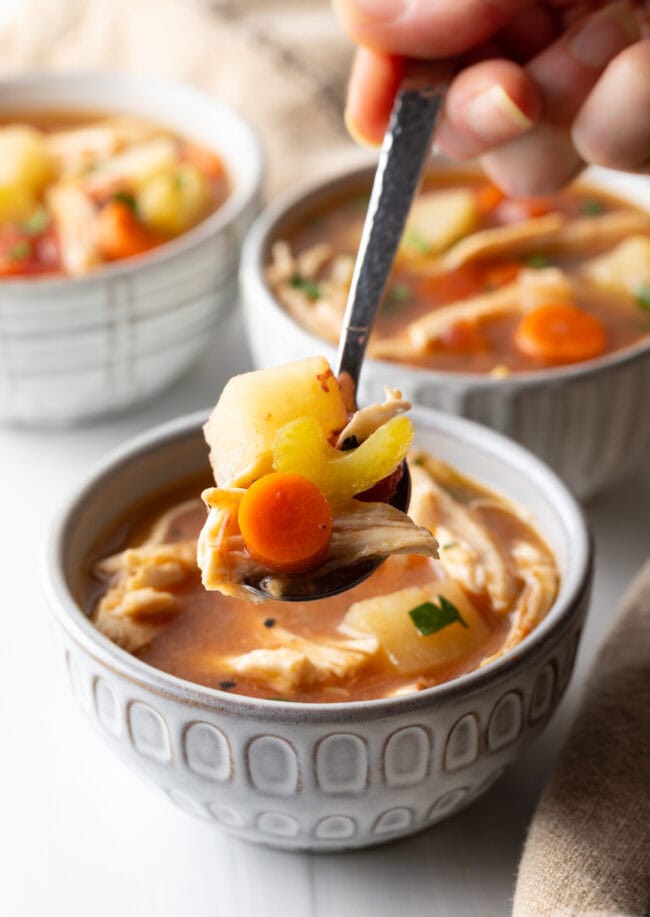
[442,542,459,551]
[21,207,49,235]
[403,228,430,254]
[526,254,550,269]
[269,696,291,702]
[289,274,322,300]
[412,456,424,466]
[8,241,30,262]
[581,198,604,216]
[409,596,468,636]
[383,283,412,312]
[637,285,650,313]
[351,194,370,214]
[112,190,137,212]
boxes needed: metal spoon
[248,75,448,601]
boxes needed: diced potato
[341,579,490,676]
[401,189,479,257]
[0,183,35,222]
[137,164,210,236]
[273,414,413,501]
[581,235,650,300]
[0,126,52,194]
[203,357,348,487]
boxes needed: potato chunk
[0,126,52,194]
[402,189,479,256]
[341,579,489,676]
[137,164,210,236]
[203,357,348,487]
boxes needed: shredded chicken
[47,183,100,276]
[440,213,566,269]
[409,459,516,613]
[481,541,558,665]
[45,116,160,178]
[94,540,198,652]
[336,388,411,447]
[226,628,378,693]
[198,486,439,601]
[82,137,178,196]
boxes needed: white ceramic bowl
[240,162,650,499]
[45,406,592,851]
[0,72,263,426]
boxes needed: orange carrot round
[515,303,607,364]
[476,183,505,213]
[238,472,332,574]
[96,200,158,261]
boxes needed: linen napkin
[513,561,650,917]
[0,0,365,195]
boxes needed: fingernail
[336,0,408,26]
[570,2,640,67]
[344,108,382,149]
[464,85,534,138]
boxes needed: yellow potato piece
[273,414,413,501]
[0,184,35,223]
[401,189,479,257]
[204,357,348,487]
[137,164,210,236]
[0,126,52,194]
[342,579,490,676]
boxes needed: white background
[1,306,649,917]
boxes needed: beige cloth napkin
[513,561,650,917]
[0,0,366,195]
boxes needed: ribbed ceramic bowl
[45,406,592,851]
[0,72,262,426]
[241,162,650,499]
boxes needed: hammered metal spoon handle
[335,76,448,386]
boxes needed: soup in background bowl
[45,405,591,850]
[241,161,650,499]
[0,71,262,426]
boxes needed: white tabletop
[2,308,649,917]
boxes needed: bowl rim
[44,405,592,722]
[0,69,264,292]
[240,159,650,389]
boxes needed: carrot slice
[238,472,332,574]
[416,265,484,302]
[96,200,158,261]
[482,260,521,289]
[476,184,505,213]
[515,303,607,364]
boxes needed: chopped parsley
[219,680,237,691]
[409,596,468,636]
[525,254,550,269]
[289,274,321,300]
[412,455,424,466]
[8,241,30,262]
[269,696,291,702]
[403,228,430,254]
[112,190,137,212]
[263,618,276,628]
[340,435,359,452]
[636,285,650,314]
[383,283,412,312]
[350,194,370,214]
[581,198,604,216]
[21,207,50,235]
[442,542,459,551]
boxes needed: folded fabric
[0,0,367,195]
[513,561,650,917]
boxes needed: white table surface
[1,308,649,917]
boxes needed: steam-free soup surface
[268,170,650,374]
[86,456,558,703]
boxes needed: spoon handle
[335,76,448,387]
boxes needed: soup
[267,170,650,375]
[85,453,558,703]
[0,110,229,278]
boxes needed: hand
[333,0,650,195]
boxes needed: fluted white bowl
[45,406,592,851]
[0,72,263,426]
[240,162,650,499]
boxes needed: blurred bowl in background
[240,161,650,500]
[0,71,263,426]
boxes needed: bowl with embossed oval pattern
[45,406,591,851]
